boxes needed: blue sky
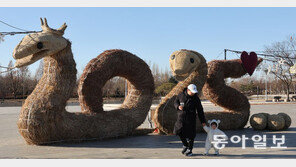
[0,7,295,75]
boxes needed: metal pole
[125,79,127,97]
[276,78,279,94]
[224,49,227,60]
[265,76,268,101]
[264,56,268,101]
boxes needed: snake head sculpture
[14,18,154,145]
[13,18,68,68]
[170,49,204,81]
[154,49,263,134]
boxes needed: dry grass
[267,114,285,130]
[153,51,263,134]
[153,50,208,134]
[250,113,267,130]
[277,113,292,129]
[18,46,154,145]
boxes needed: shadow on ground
[49,127,296,150]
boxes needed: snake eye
[171,55,175,60]
[37,42,43,49]
[190,58,194,63]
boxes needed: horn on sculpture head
[40,17,67,36]
[57,23,67,34]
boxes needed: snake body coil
[153,50,262,134]
[14,18,154,145]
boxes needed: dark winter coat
[173,88,206,139]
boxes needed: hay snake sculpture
[11,18,262,144]
[14,18,154,145]
[153,49,263,134]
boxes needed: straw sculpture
[250,112,291,130]
[14,18,154,145]
[250,113,267,130]
[153,50,263,134]
[267,114,285,130]
[153,50,208,134]
[278,113,292,129]
[260,113,270,120]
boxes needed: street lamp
[264,68,268,101]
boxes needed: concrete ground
[0,102,296,159]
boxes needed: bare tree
[1,60,33,99]
[34,61,44,81]
[0,33,4,43]
[264,35,296,101]
[0,75,7,100]
[152,63,162,88]
[5,61,21,98]
[17,66,30,98]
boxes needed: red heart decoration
[240,51,258,76]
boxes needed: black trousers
[179,136,194,150]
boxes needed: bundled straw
[250,112,291,131]
[153,50,208,134]
[153,50,263,134]
[16,18,154,145]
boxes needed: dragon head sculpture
[13,18,68,68]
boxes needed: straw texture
[153,50,208,134]
[250,113,267,130]
[277,113,292,129]
[153,50,263,134]
[267,114,285,131]
[15,18,154,145]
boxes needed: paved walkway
[0,103,295,159]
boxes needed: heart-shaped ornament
[240,51,258,76]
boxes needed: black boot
[185,149,193,156]
[182,146,188,154]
